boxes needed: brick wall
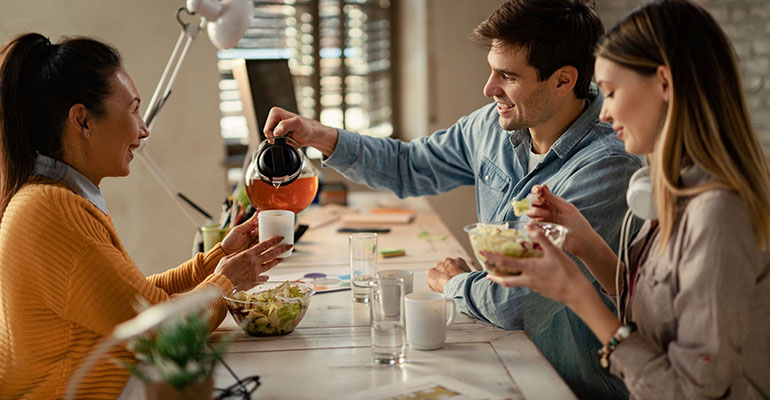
[596,0,770,163]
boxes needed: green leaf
[417,230,447,241]
[121,311,229,389]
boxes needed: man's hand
[427,257,471,293]
[263,106,339,157]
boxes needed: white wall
[1,0,516,273]
[398,0,504,258]
[0,1,227,275]
[596,0,770,164]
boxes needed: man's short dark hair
[474,0,604,99]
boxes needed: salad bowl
[464,221,570,275]
[223,281,315,336]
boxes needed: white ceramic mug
[258,210,295,257]
[377,269,414,295]
[404,292,456,350]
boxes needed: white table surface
[211,192,576,399]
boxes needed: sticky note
[380,249,406,258]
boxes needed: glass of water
[370,276,406,365]
[349,233,377,303]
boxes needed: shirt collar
[508,83,604,158]
[33,154,108,215]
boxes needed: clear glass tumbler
[349,233,378,303]
[370,276,406,365]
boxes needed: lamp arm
[134,148,208,228]
[143,8,205,129]
[138,7,213,228]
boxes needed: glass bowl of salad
[464,221,570,276]
[223,281,316,336]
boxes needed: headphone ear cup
[626,167,657,220]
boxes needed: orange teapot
[244,136,318,214]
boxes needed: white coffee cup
[377,269,414,295]
[258,210,295,257]
[404,292,456,350]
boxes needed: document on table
[269,265,352,294]
[339,374,514,400]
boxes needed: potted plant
[120,311,229,400]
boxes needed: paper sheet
[339,374,510,400]
[269,265,352,294]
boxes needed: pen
[220,211,231,230]
[234,205,245,226]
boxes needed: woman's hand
[214,236,293,287]
[220,212,259,256]
[262,106,338,157]
[526,185,594,258]
[483,229,594,308]
[485,229,624,345]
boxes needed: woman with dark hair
[0,33,291,399]
[484,0,770,398]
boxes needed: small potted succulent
[121,311,229,400]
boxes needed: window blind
[217,0,394,184]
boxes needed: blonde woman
[483,0,770,398]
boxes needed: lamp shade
[187,0,252,49]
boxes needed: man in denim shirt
[263,1,641,398]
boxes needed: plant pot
[145,377,214,400]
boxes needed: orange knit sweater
[0,179,234,400]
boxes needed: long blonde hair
[596,0,770,250]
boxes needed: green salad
[512,198,530,217]
[227,281,309,336]
[469,223,543,260]
[468,223,544,276]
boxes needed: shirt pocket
[477,159,511,221]
[635,259,677,343]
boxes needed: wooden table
[211,192,576,399]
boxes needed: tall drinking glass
[349,233,377,303]
[370,276,406,365]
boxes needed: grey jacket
[611,170,770,399]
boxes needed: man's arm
[264,106,486,198]
[443,270,566,330]
[323,128,476,198]
[263,107,339,156]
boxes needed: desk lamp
[137,0,252,227]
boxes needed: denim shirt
[325,85,642,399]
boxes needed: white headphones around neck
[626,166,657,220]
[614,165,656,323]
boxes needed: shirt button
[485,175,490,181]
